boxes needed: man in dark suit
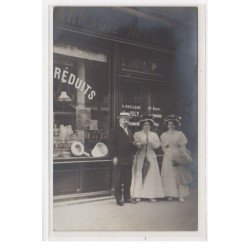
[109,112,137,206]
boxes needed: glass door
[120,78,166,137]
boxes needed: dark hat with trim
[164,114,182,126]
[139,114,156,126]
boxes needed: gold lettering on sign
[88,17,97,30]
[54,7,169,50]
[67,9,76,24]
[78,13,87,25]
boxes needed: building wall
[168,18,198,187]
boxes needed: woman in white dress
[130,114,164,202]
[160,115,193,202]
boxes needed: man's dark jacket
[109,126,135,166]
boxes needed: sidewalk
[53,188,198,231]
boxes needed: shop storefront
[52,7,197,201]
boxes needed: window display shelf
[54,156,111,164]
[54,154,163,164]
[54,111,75,115]
[86,106,109,111]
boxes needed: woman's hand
[133,141,141,146]
[141,141,149,146]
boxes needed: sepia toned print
[48,4,206,238]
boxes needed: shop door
[120,78,167,136]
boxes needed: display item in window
[65,125,73,136]
[57,91,71,102]
[71,141,90,157]
[91,142,108,157]
[59,124,67,142]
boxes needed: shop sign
[54,66,96,100]
[148,107,161,111]
[122,104,141,119]
[54,7,172,51]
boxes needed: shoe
[116,200,124,206]
[135,198,141,202]
[179,197,185,202]
[150,198,157,202]
[168,197,173,201]
[124,199,137,204]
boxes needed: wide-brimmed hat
[116,111,131,119]
[91,142,109,157]
[71,141,90,157]
[164,114,182,127]
[139,114,156,127]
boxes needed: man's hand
[133,141,142,148]
[113,157,118,166]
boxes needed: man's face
[119,117,129,127]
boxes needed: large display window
[53,46,110,159]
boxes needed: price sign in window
[121,80,166,136]
[147,83,165,131]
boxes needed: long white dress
[130,131,164,199]
[160,130,193,198]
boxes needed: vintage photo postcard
[43,0,207,240]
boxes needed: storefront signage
[148,107,161,111]
[54,7,172,51]
[54,66,96,100]
[148,106,162,125]
[122,104,141,110]
[122,104,141,118]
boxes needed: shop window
[53,48,110,159]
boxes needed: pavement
[53,188,198,231]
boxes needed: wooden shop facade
[52,7,198,201]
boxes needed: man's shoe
[124,199,137,204]
[116,200,124,206]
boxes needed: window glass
[53,51,110,159]
[121,81,143,135]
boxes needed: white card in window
[90,120,98,130]
[65,125,73,135]
[76,107,91,130]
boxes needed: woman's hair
[139,119,154,130]
[164,115,182,131]
[138,114,155,130]
[164,119,180,130]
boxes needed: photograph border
[42,0,207,241]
